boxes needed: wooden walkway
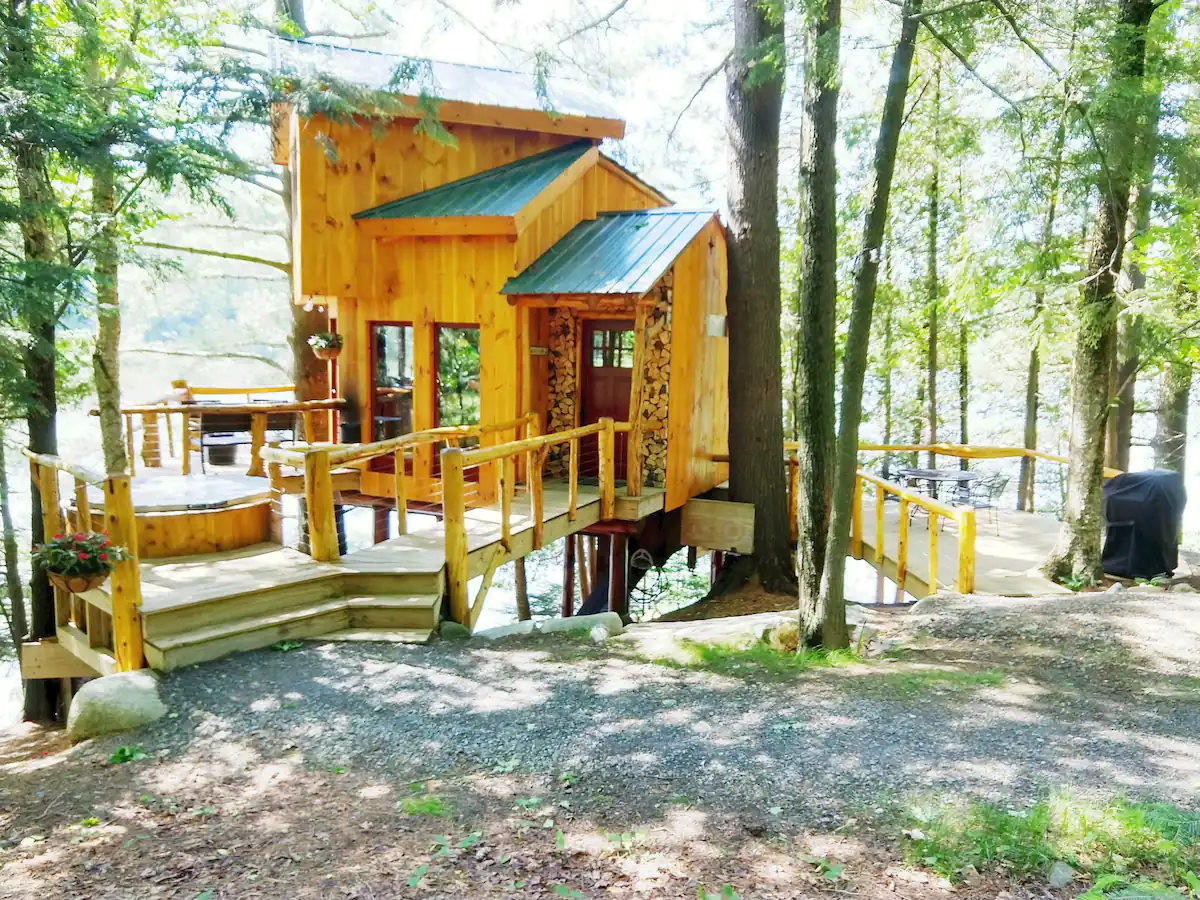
[861,505,1071,598]
[72,482,665,672]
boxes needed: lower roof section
[501,208,717,297]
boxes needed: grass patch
[398,794,452,817]
[845,667,1006,699]
[904,793,1200,894]
[649,640,858,679]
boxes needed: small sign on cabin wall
[530,345,549,357]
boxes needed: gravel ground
[117,589,1200,828]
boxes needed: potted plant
[308,331,344,361]
[32,532,129,594]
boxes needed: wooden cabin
[273,39,730,512]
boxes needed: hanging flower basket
[33,532,129,595]
[47,571,110,594]
[308,331,344,361]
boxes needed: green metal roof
[353,141,594,220]
[501,209,716,296]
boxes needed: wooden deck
[72,481,665,672]
[861,505,1071,599]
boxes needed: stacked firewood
[546,308,578,477]
[638,292,671,487]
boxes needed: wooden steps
[144,593,440,670]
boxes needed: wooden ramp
[72,482,664,672]
[861,506,1071,599]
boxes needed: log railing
[854,470,976,596]
[107,398,344,476]
[261,414,540,563]
[440,418,619,628]
[24,451,144,671]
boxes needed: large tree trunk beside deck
[819,0,920,636]
[712,0,793,597]
[92,152,129,475]
[1044,0,1157,585]
[1153,360,1191,474]
[793,0,841,636]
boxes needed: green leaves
[108,745,147,764]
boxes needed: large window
[371,323,414,441]
[436,325,481,427]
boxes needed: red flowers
[77,552,88,560]
[99,553,108,561]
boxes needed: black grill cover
[1102,470,1187,579]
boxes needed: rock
[474,620,538,641]
[589,625,610,645]
[1170,583,1197,593]
[911,592,963,614]
[765,618,800,654]
[851,623,882,648]
[1106,583,1126,595]
[438,621,471,641]
[1047,861,1075,888]
[536,612,624,638]
[959,864,982,886]
[67,670,167,743]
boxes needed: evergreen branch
[667,52,732,145]
[138,241,290,272]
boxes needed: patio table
[897,466,978,502]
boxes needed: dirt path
[1,591,1198,898]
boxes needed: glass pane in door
[371,323,414,441]
[436,326,481,427]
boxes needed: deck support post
[373,506,390,544]
[441,447,470,625]
[561,534,576,617]
[247,413,267,477]
[304,448,340,561]
[851,476,864,559]
[608,533,628,621]
[896,500,910,599]
[394,449,408,536]
[710,549,724,586]
[514,557,531,620]
[595,534,611,588]
[140,413,161,468]
[104,474,144,671]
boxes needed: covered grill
[1102,470,1187,579]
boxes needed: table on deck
[897,467,978,502]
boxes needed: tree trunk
[794,0,841,635]
[958,320,968,470]
[1044,0,1156,585]
[1153,359,1191,474]
[92,152,129,475]
[1106,93,1158,473]
[0,437,28,647]
[514,557,531,621]
[714,0,793,595]
[924,70,940,471]
[819,0,920,629]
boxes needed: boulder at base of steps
[473,612,624,642]
[67,670,168,743]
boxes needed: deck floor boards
[861,505,1071,597]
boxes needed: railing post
[598,417,615,520]
[140,413,161,468]
[500,455,514,551]
[73,478,91,533]
[530,446,546,550]
[393,449,408,536]
[247,412,267,477]
[928,513,939,593]
[851,476,864,559]
[874,483,885,567]
[304,448,340,561]
[35,461,62,539]
[568,437,579,522]
[896,499,909,596]
[957,508,976,593]
[104,474,144,671]
[180,411,192,476]
[441,447,469,625]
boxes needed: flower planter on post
[308,331,344,362]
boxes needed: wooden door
[580,320,634,480]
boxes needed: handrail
[858,442,1122,480]
[111,399,344,416]
[23,449,144,671]
[855,468,975,596]
[441,418,619,627]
